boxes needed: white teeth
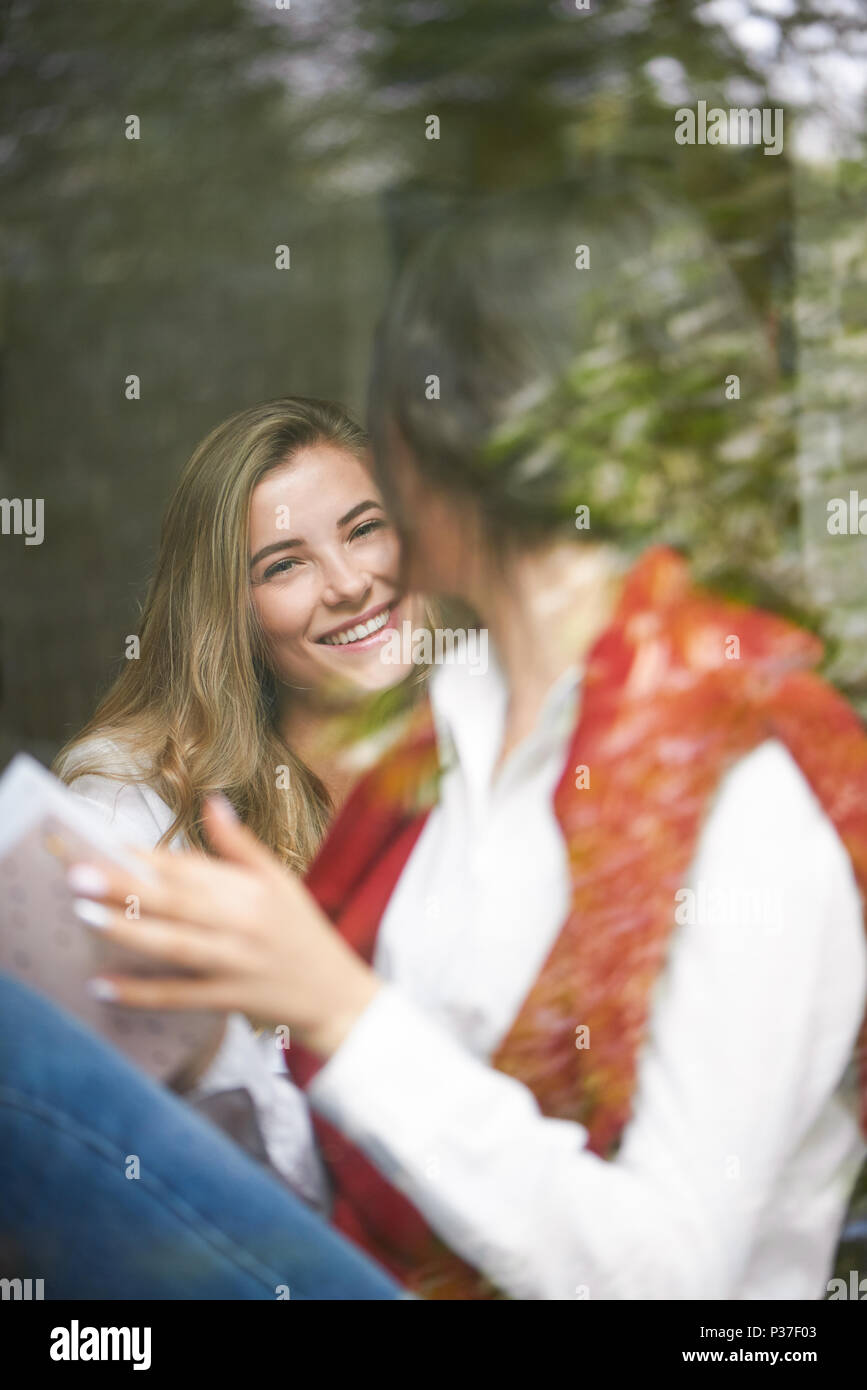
[320,608,390,646]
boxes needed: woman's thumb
[201,794,277,874]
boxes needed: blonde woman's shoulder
[63,733,181,851]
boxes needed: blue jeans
[0,974,402,1300]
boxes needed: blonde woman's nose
[320,553,371,606]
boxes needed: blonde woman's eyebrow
[337,499,383,527]
[249,538,303,570]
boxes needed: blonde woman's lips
[315,599,400,650]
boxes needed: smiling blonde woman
[55,396,425,871]
[51,395,426,1206]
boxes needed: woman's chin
[333,653,418,696]
[286,649,417,703]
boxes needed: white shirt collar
[428,643,582,808]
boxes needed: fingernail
[209,793,239,823]
[72,898,112,930]
[67,864,109,898]
[87,978,118,1001]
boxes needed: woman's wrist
[301,968,383,1060]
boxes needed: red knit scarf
[291,546,867,1298]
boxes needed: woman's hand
[66,796,382,1059]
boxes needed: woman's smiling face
[249,443,420,699]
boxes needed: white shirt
[309,650,867,1299]
[67,743,329,1212]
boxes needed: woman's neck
[474,540,625,768]
[276,687,398,813]
[276,697,355,812]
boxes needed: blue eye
[263,556,300,580]
[351,519,386,540]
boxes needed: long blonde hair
[55,396,395,871]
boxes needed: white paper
[0,753,225,1082]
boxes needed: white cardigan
[67,740,329,1212]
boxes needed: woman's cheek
[254,584,311,650]
[371,530,401,580]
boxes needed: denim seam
[0,1085,297,1296]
